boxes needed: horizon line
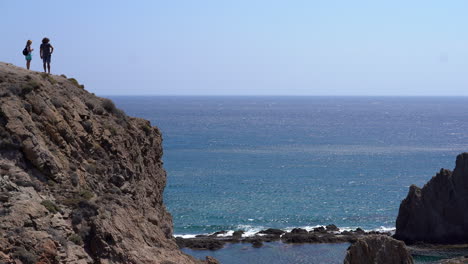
[98,94,468,98]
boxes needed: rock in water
[0,62,207,263]
[343,235,414,264]
[395,153,468,244]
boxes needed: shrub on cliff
[69,233,84,245]
[13,247,37,264]
[101,98,126,120]
[41,200,59,214]
[41,73,57,84]
[68,77,84,89]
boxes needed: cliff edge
[0,62,202,263]
[395,153,468,244]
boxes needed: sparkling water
[110,96,468,263]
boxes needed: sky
[1,0,467,96]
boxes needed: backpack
[22,46,28,56]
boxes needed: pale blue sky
[1,1,467,95]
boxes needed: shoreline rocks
[175,226,392,250]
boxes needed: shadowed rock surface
[343,235,414,264]
[0,62,206,263]
[395,153,468,244]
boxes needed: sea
[110,96,468,264]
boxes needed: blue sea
[110,96,468,263]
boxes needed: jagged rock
[326,224,340,232]
[291,228,308,234]
[314,226,326,232]
[0,63,209,263]
[343,235,414,264]
[205,256,221,264]
[258,228,285,236]
[395,153,468,244]
[232,230,244,238]
[176,237,225,250]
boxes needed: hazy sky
[2,1,467,95]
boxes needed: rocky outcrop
[343,235,414,264]
[177,226,392,250]
[395,153,468,244]
[0,62,204,263]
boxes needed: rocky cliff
[395,153,468,244]
[0,62,203,263]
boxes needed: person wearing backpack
[23,40,34,70]
[40,37,54,74]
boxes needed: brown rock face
[343,235,414,264]
[0,62,202,263]
[395,153,468,244]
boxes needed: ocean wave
[174,225,396,238]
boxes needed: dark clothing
[40,43,52,58]
[42,55,51,64]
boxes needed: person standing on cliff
[40,37,54,74]
[24,40,33,70]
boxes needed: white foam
[174,225,396,239]
[174,234,199,239]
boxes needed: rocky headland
[0,62,211,263]
[395,153,468,244]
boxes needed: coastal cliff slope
[395,153,468,244]
[0,62,201,263]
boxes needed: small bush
[0,139,21,150]
[141,123,152,134]
[62,198,81,207]
[82,120,93,133]
[94,107,104,115]
[20,80,41,96]
[40,73,57,84]
[21,85,33,95]
[101,99,117,113]
[69,163,77,171]
[7,85,21,95]
[60,74,67,78]
[79,190,94,200]
[71,172,79,187]
[84,163,97,174]
[47,180,56,187]
[50,97,64,108]
[68,233,83,245]
[23,103,32,113]
[68,78,82,88]
[12,247,37,264]
[85,101,95,110]
[105,125,117,136]
[41,200,59,214]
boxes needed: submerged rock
[395,153,468,244]
[343,235,413,264]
